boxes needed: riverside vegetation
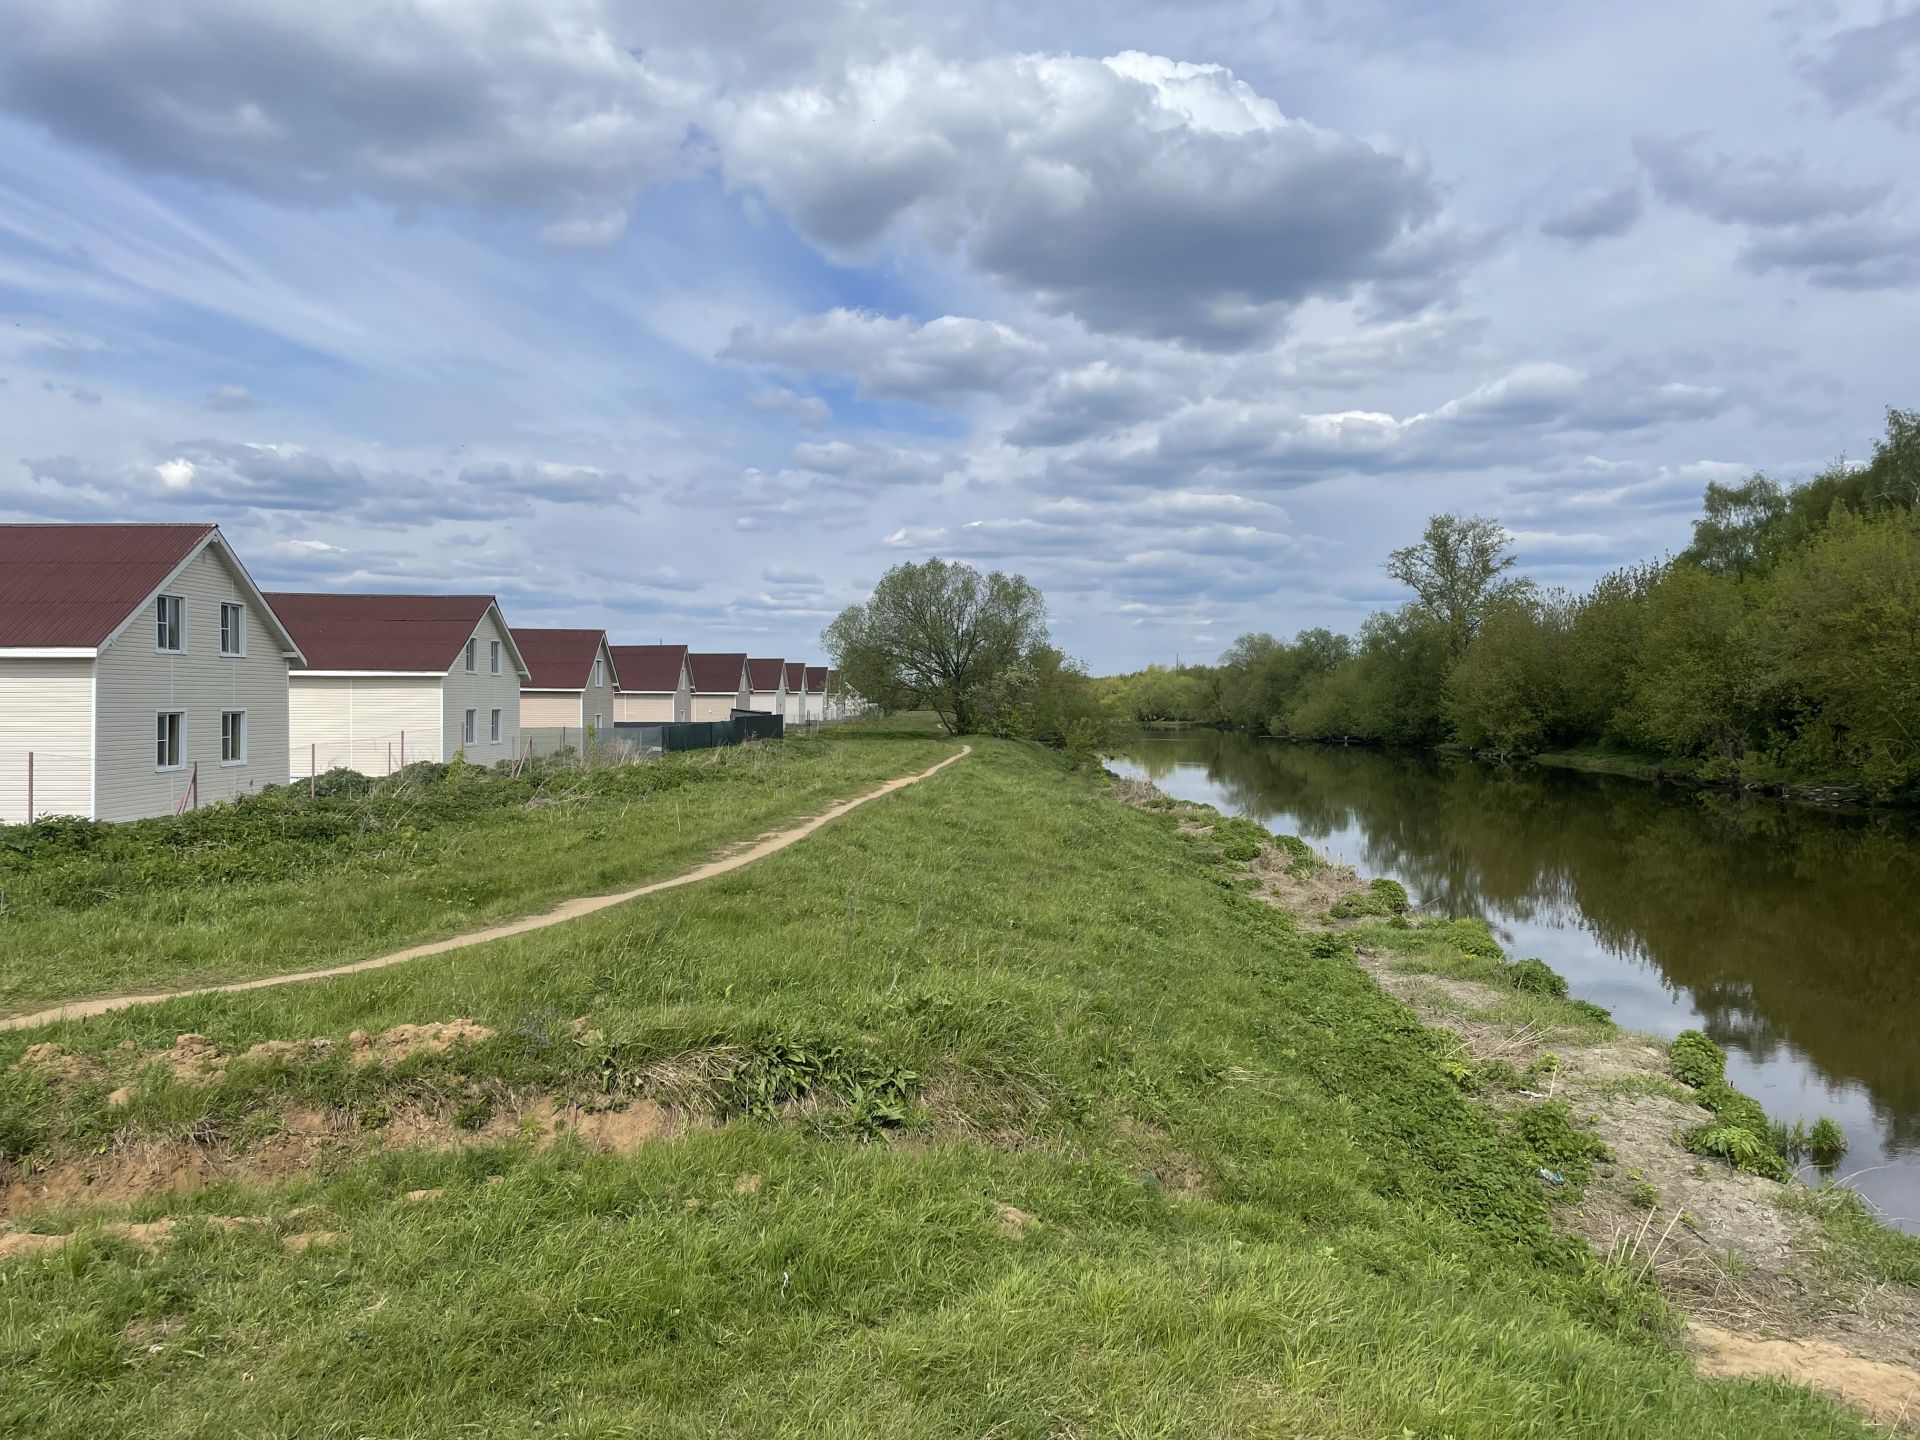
[3,722,1917,1436]
[1100,406,1920,802]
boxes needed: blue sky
[1,0,1916,670]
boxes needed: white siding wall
[616,692,675,722]
[0,658,94,822]
[289,675,443,777]
[442,608,521,762]
[690,692,741,722]
[521,692,582,728]
[783,690,804,723]
[93,546,293,821]
[747,687,784,715]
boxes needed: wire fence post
[387,741,393,776]
[309,743,316,800]
[400,730,406,768]
[25,750,33,825]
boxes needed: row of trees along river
[1100,407,1920,803]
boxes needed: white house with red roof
[0,523,305,823]
[745,657,787,716]
[514,627,617,743]
[686,652,750,722]
[266,592,529,777]
[610,644,692,723]
[782,662,807,724]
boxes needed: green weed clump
[1511,1100,1612,1189]
[1808,1116,1849,1167]
[1503,957,1568,999]
[1329,877,1413,919]
[1668,1030,1726,1089]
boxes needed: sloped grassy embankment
[2,733,1916,1437]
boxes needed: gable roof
[746,657,786,691]
[687,652,748,694]
[784,661,805,691]
[804,665,829,694]
[513,627,611,691]
[0,522,303,658]
[265,593,528,677]
[609,643,688,693]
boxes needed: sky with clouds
[1,0,1915,670]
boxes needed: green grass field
[0,725,954,1015]
[0,730,1890,1437]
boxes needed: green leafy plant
[1668,1030,1726,1089]
[1503,957,1568,999]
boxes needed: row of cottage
[0,523,851,824]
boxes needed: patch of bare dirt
[14,1042,104,1085]
[1113,1114,1210,1200]
[1690,1324,1920,1432]
[996,1203,1038,1238]
[282,1230,343,1254]
[348,1020,494,1068]
[0,1215,271,1261]
[1352,942,1920,1418]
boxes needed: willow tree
[824,559,1048,734]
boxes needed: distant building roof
[266,592,526,676]
[784,661,806,691]
[609,643,687,693]
[513,627,611,690]
[0,522,301,657]
[687,652,748,694]
[804,665,829,694]
[746,657,786,691]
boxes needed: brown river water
[1110,731,1920,1233]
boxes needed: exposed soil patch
[996,1203,1038,1239]
[348,1020,494,1069]
[1691,1324,1920,1432]
[1355,944,1920,1421]
[0,1093,683,1223]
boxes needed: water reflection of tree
[1126,734,1920,1148]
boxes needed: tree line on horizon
[1099,407,1920,800]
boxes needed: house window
[220,710,247,764]
[156,595,185,652]
[592,657,604,688]
[219,601,245,656]
[592,712,603,732]
[489,708,502,744]
[156,711,184,770]
[489,640,501,675]
[463,709,477,746]
[465,639,477,672]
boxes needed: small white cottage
[745,657,788,716]
[515,627,618,745]
[610,644,692,723]
[267,592,529,777]
[0,522,305,822]
[686,652,750,722]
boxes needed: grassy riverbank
[0,725,954,1016]
[2,728,1912,1436]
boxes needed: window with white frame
[221,710,247,763]
[592,712,603,733]
[465,638,477,672]
[219,601,245,656]
[593,657,604,688]
[463,709,477,746]
[156,711,184,769]
[490,708,502,743]
[489,639,501,675]
[156,595,185,652]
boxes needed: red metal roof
[746,657,786,691]
[804,665,829,694]
[687,652,748,694]
[513,627,609,690]
[266,593,512,673]
[0,523,215,647]
[609,643,686,693]
[784,661,805,691]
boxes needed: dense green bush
[1503,957,1568,999]
[1668,1030,1726,1089]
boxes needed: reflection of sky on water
[1110,744,1918,1234]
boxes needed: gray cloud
[205,384,260,412]
[726,310,1046,406]
[1541,184,1644,243]
[1634,135,1889,227]
[1739,217,1920,290]
[743,386,831,427]
[1799,5,1920,129]
[720,51,1480,349]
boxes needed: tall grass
[0,736,1891,1437]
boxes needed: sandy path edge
[2,745,972,1034]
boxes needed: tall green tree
[823,558,1049,735]
[1385,514,1533,659]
